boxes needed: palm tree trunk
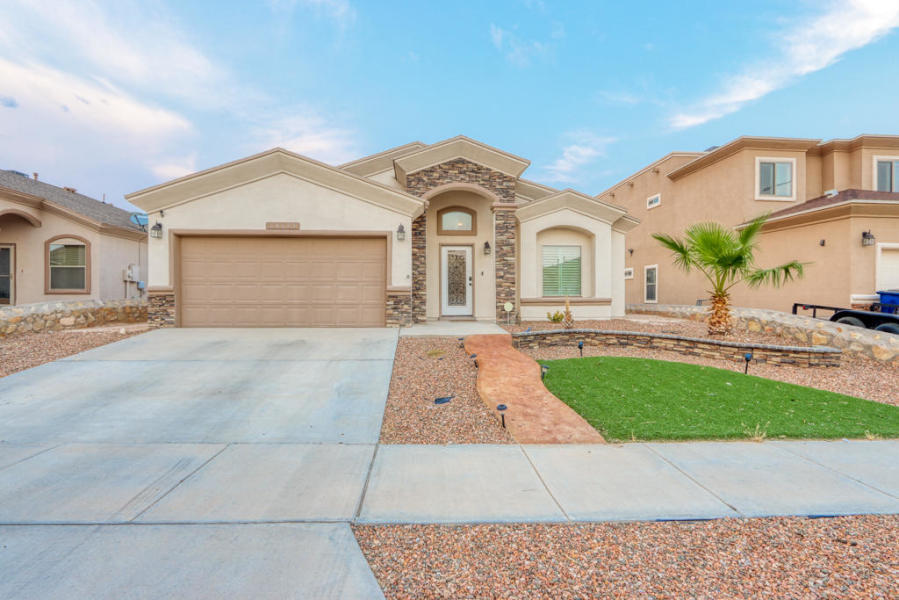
[708,291,732,335]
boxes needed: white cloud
[251,113,360,165]
[596,90,644,106]
[670,0,899,129]
[541,132,617,183]
[151,155,198,181]
[489,24,551,67]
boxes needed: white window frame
[541,244,583,297]
[873,155,899,192]
[646,193,661,210]
[755,156,796,201]
[644,264,658,303]
[875,242,899,290]
[623,267,634,280]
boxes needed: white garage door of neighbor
[880,246,899,290]
[179,236,387,327]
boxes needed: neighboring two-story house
[597,135,899,313]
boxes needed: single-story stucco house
[126,136,638,327]
[0,170,147,306]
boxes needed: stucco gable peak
[393,136,531,186]
[126,147,426,217]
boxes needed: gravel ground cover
[0,326,146,378]
[354,515,899,599]
[380,337,513,444]
[507,317,797,346]
[525,344,898,408]
[541,356,899,441]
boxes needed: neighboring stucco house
[597,135,899,313]
[126,136,638,328]
[0,170,147,306]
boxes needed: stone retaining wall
[627,303,898,365]
[511,329,842,368]
[0,299,147,338]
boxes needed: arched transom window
[437,207,476,235]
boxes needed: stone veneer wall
[405,158,519,323]
[628,303,899,365]
[494,207,518,322]
[404,158,517,201]
[410,214,427,322]
[386,292,412,327]
[0,298,147,338]
[148,293,176,328]
[512,329,842,368]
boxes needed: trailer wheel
[874,323,899,334]
[835,316,866,328]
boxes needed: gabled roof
[515,178,558,202]
[813,134,899,154]
[338,141,428,177]
[393,135,531,186]
[595,152,702,200]
[126,147,427,218]
[516,188,634,230]
[0,169,141,231]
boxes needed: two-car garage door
[179,236,386,327]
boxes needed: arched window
[437,207,476,235]
[45,235,91,293]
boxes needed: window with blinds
[542,245,581,297]
[49,242,87,290]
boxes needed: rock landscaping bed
[354,515,898,599]
[380,337,513,444]
[525,343,898,407]
[0,325,147,378]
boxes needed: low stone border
[511,329,841,368]
[1,299,148,338]
[627,303,898,364]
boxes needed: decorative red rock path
[463,334,605,444]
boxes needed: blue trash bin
[876,290,899,314]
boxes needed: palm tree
[653,214,805,335]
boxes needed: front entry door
[441,245,472,316]
[0,245,13,305]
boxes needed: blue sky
[1,0,899,211]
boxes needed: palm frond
[737,213,769,248]
[745,261,806,288]
[652,233,693,272]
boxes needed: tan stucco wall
[424,190,496,320]
[612,141,899,311]
[0,198,146,305]
[146,172,412,290]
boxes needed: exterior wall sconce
[628,248,634,256]
[150,222,163,239]
[396,224,405,241]
[819,239,826,247]
[483,241,491,255]
[862,230,875,247]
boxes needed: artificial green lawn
[540,356,899,442]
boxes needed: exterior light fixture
[628,248,634,256]
[862,230,875,247]
[484,241,491,255]
[496,404,507,428]
[396,224,405,241]
[150,222,163,239]
[819,239,826,247]
[578,340,584,357]
[743,352,753,375]
[541,364,549,380]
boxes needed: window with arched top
[436,207,477,235]
[45,235,91,294]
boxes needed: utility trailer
[792,294,899,334]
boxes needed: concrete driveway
[0,328,396,599]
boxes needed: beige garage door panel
[179,236,386,327]
[881,248,899,289]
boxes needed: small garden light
[578,340,584,357]
[541,364,549,380]
[496,404,507,428]
[743,352,753,374]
